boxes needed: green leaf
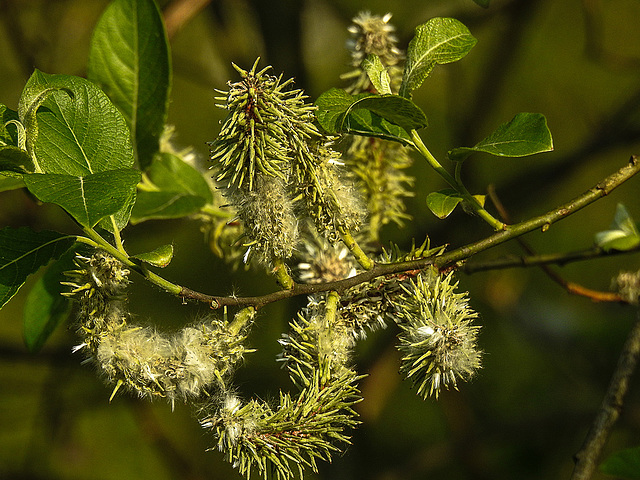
[0,175,25,192]
[146,152,212,202]
[23,248,77,352]
[362,54,392,95]
[426,189,464,219]
[0,146,32,176]
[595,204,640,252]
[448,113,554,162]
[24,169,141,228]
[315,88,426,143]
[600,446,640,479]
[18,70,135,176]
[0,104,20,146]
[0,227,75,310]
[131,152,213,223]
[472,0,490,7]
[132,244,174,268]
[400,18,477,98]
[88,0,171,170]
[97,189,137,233]
[131,192,207,224]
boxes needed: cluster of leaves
[0,0,216,351]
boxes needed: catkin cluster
[342,12,415,242]
[209,61,365,266]
[64,251,253,406]
[201,292,362,480]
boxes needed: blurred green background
[2,0,640,479]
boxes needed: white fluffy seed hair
[230,173,299,264]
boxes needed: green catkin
[228,173,299,264]
[342,11,415,242]
[210,59,368,268]
[201,293,362,480]
[64,251,253,406]
[393,269,482,399]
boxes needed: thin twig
[176,156,640,310]
[485,184,626,303]
[464,245,640,274]
[571,310,640,480]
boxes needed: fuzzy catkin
[228,173,298,264]
[394,269,482,399]
[64,251,253,405]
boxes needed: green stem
[340,230,374,270]
[229,306,256,335]
[273,257,295,289]
[82,227,182,296]
[410,130,505,231]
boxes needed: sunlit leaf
[315,88,426,143]
[595,204,640,252]
[17,70,135,176]
[24,169,141,228]
[448,113,554,162]
[88,0,171,170]
[362,54,392,95]
[132,244,174,268]
[426,189,464,219]
[400,18,476,98]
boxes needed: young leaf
[131,152,213,223]
[399,18,477,98]
[24,169,141,228]
[600,446,640,479]
[18,70,135,176]
[594,203,640,252]
[362,54,392,95]
[23,248,77,352]
[448,113,554,162]
[97,190,137,234]
[426,189,464,219]
[315,88,426,143]
[0,227,75,310]
[132,244,174,268]
[88,0,171,170]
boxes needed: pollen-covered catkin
[64,251,253,404]
[393,269,482,399]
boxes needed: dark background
[2,0,640,479]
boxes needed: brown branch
[571,311,640,480]
[177,156,640,310]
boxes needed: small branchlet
[393,269,482,399]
